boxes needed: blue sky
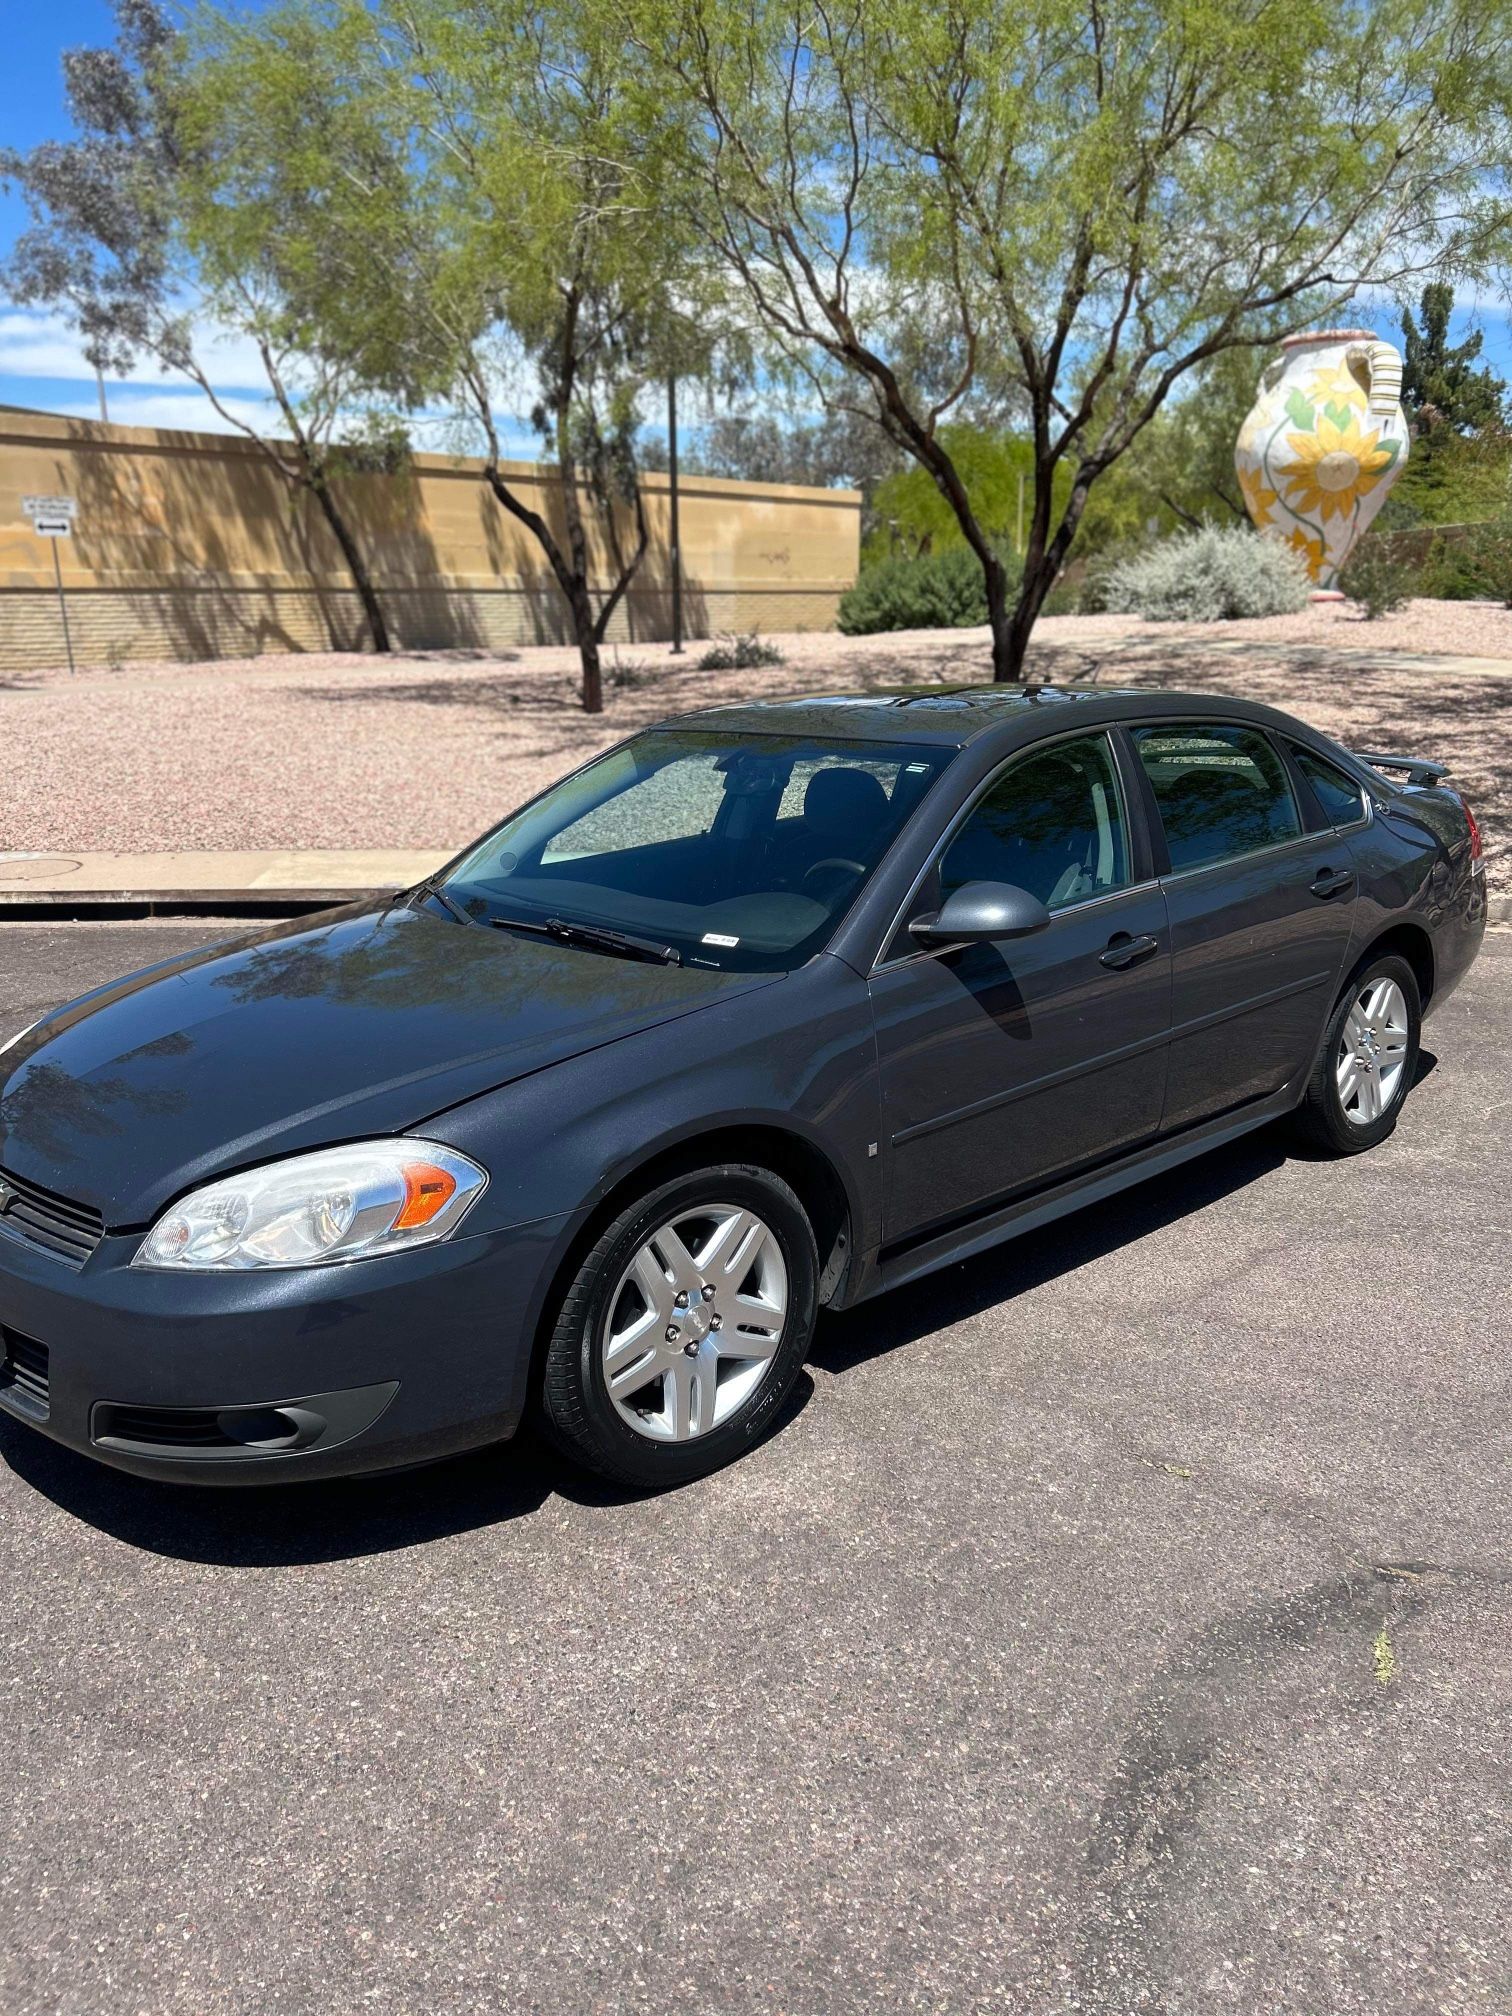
[5,1,1512,442]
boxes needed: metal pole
[1016,469,1025,556]
[52,539,77,675]
[668,373,684,655]
[95,364,109,425]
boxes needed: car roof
[663,684,1318,750]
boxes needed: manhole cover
[0,853,82,882]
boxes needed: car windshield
[441,730,955,972]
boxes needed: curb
[0,889,394,920]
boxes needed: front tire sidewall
[543,1165,818,1488]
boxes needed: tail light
[1452,790,1483,862]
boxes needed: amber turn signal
[394,1160,459,1230]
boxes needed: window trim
[871,726,1148,972]
[1130,719,1308,881]
[1282,736,1374,837]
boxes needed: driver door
[869,731,1172,1243]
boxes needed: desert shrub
[1340,537,1416,619]
[696,631,785,671]
[607,648,659,689]
[838,545,1017,633]
[1101,523,1310,621]
[1075,543,1144,614]
[1417,520,1512,603]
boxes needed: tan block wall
[0,408,860,672]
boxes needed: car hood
[0,903,775,1226]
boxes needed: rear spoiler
[1354,750,1451,789]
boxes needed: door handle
[1100,931,1160,971]
[1310,867,1355,899]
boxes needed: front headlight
[132,1139,487,1272]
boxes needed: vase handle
[1365,339,1403,417]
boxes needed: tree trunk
[571,577,604,715]
[310,475,392,654]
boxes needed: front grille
[0,1328,50,1417]
[0,1167,104,1267]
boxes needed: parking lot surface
[2,920,1508,2016]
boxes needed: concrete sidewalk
[0,848,449,911]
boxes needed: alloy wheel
[601,1204,788,1442]
[1336,976,1410,1126]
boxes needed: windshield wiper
[488,914,681,967]
[409,874,476,927]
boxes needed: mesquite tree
[625,0,1512,678]
[1,0,399,653]
[192,0,725,713]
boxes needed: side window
[1135,725,1301,873]
[939,734,1130,911]
[1290,744,1367,826]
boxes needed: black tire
[1293,951,1421,1156]
[539,1163,818,1488]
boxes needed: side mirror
[909,879,1052,949]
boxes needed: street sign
[24,498,80,672]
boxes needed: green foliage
[1085,350,1263,545]
[865,427,1065,563]
[1401,283,1509,437]
[696,632,785,670]
[1102,525,1310,622]
[1418,522,1512,604]
[1339,538,1416,620]
[1378,427,1512,531]
[623,0,1512,675]
[838,546,1018,633]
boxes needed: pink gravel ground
[3,600,1508,884]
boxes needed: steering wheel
[802,856,867,898]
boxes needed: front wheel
[1294,953,1421,1156]
[539,1164,818,1488]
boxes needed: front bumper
[0,1208,575,1484]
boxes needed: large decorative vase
[1235,329,1409,599]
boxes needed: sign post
[23,496,78,675]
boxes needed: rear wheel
[540,1164,817,1488]
[1294,953,1420,1156]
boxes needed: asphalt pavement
[1,919,1508,2016]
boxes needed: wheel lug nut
[674,1290,689,1310]
[701,1283,716,1302]
[683,1340,699,1358]
[665,1325,679,1342]
[710,1313,723,1332]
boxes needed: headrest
[803,767,890,834]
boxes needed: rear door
[870,729,1171,1243]
[1128,721,1359,1133]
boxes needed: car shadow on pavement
[1,1056,1439,1562]
[813,1125,1294,1376]
[0,1374,818,1568]
[813,1050,1442,1377]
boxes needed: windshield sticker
[701,932,740,947]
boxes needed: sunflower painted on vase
[1235,329,1409,599]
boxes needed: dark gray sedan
[0,686,1487,1488]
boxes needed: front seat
[803,767,890,852]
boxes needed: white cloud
[0,303,277,391]
[47,387,282,435]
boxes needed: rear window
[1290,744,1367,826]
[1134,725,1301,873]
